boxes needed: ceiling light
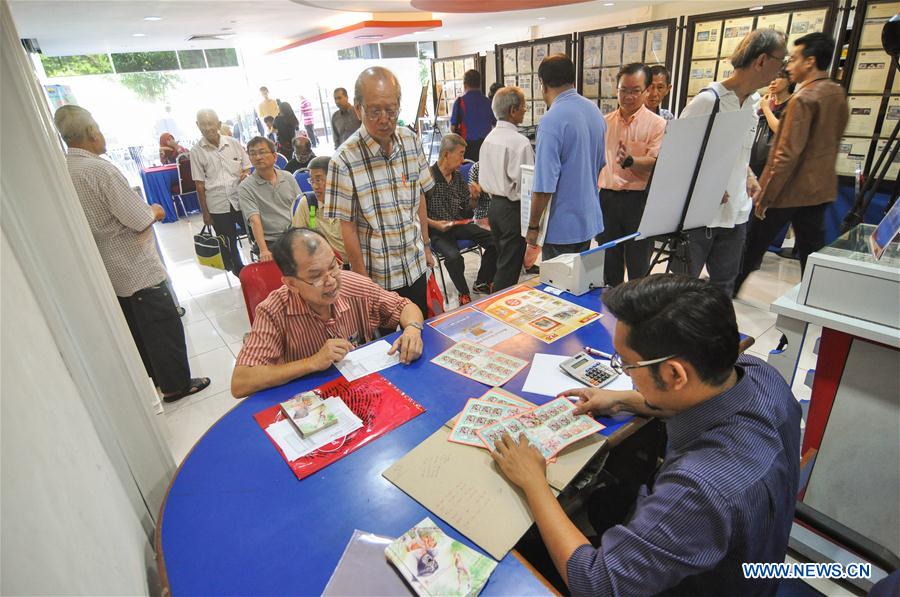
[485,26,493,30]
[413,31,422,35]
[355,34,384,40]
[132,33,147,37]
[604,2,615,5]
[537,17,546,21]
[143,16,161,21]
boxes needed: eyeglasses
[294,258,340,288]
[609,352,677,375]
[248,150,272,158]
[362,106,399,121]
[617,87,646,96]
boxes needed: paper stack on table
[336,340,400,382]
[267,397,362,460]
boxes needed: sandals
[163,377,211,403]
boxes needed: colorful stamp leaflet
[427,307,521,348]
[431,340,528,387]
[385,517,497,597]
[476,397,605,460]
[475,387,533,410]
[449,398,528,448]
[474,285,601,343]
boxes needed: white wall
[0,230,155,596]
[1,0,176,592]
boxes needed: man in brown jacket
[735,33,848,295]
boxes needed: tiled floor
[154,213,816,464]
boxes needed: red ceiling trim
[267,19,443,54]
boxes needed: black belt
[488,193,511,201]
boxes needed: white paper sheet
[267,397,363,460]
[335,340,400,382]
[522,353,633,398]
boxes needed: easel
[645,97,720,276]
[427,85,447,163]
[638,91,754,276]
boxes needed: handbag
[425,270,445,318]
[194,225,232,271]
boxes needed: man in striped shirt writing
[231,228,425,398]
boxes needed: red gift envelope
[254,373,424,480]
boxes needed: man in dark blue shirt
[450,69,496,161]
[491,274,801,596]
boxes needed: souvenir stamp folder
[383,390,606,560]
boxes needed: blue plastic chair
[291,194,304,217]
[459,159,474,183]
[275,153,288,169]
[294,169,312,193]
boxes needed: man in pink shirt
[596,63,666,286]
[299,95,318,147]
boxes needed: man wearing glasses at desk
[491,274,801,596]
[325,66,436,318]
[231,228,425,398]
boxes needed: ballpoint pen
[583,346,613,359]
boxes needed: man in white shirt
[674,29,785,296]
[479,86,535,291]
[190,109,252,277]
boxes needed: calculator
[558,352,619,388]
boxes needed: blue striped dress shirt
[567,355,801,596]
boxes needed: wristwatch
[406,322,424,332]
[621,155,634,169]
[527,225,540,231]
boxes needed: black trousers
[210,206,245,277]
[118,282,191,395]
[393,272,428,320]
[542,240,591,261]
[305,123,318,147]
[429,223,497,295]
[488,196,526,291]
[463,138,484,162]
[596,189,652,286]
[734,202,828,295]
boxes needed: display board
[496,34,573,128]
[432,53,481,119]
[678,1,837,113]
[577,19,678,116]
[840,0,900,181]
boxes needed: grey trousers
[669,222,748,297]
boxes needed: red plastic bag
[426,270,444,318]
[254,373,425,481]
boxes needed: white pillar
[1,0,175,592]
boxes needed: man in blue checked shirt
[492,274,801,596]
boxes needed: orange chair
[238,261,283,325]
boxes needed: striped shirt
[190,135,251,214]
[236,271,410,367]
[324,126,435,291]
[64,148,167,297]
[300,98,314,126]
[567,355,801,596]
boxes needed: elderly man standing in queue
[671,29,787,297]
[479,86,535,291]
[325,67,436,317]
[331,87,361,149]
[54,105,210,403]
[190,109,251,277]
[528,54,607,261]
[231,228,424,398]
[238,136,301,262]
